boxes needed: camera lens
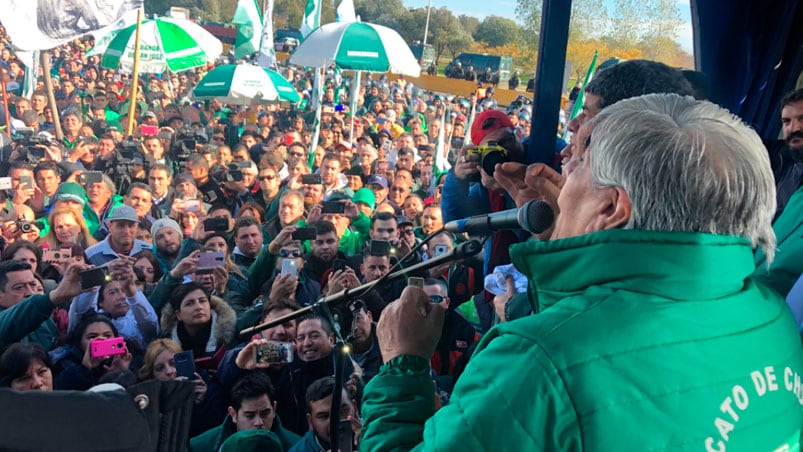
[54,253,60,259]
[19,222,31,233]
[481,150,508,177]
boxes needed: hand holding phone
[173,350,195,379]
[90,337,127,359]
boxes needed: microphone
[444,200,554,235]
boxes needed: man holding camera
[440,110,527,330]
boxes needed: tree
[604,0,643,49]
[515,0,541,47]
[458,15,480,37]
[274,0,305,29]
[568,0,607,42]
[446,31,474,59]
[474,15,520,47]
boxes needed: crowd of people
[0,18,801,452]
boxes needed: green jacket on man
[362,229,803,451]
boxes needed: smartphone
[337,419,354,452]
[196,251,225,275]
[382,140,392,152]
[90,337,126,359]
[370,240,391,256]
[173,350,195,379]
[43,247,72,263]
[183,200,200,212]
[434,244,449,257]
[281,259,299,277]
[292,227,317,241]
[140,124,158,136]
[0,177,11,190]
[80,267,110,289]
[301,174,323,185]
[321,201,346,215]
[80,171,104,186]
[19,175,33,189]
[253,341,294,365]
[203,217,229,232]
[332,259,347,272]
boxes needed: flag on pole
[434,105,451,179]
[233,0,264,59]
[464,98,479,145]
[336,0,357,23]
[308,67,323,169]
[568,50,598,122]
[16,50,39,99]
[256,0,277,68]
[300,0,322,40]
[4,0,143,51]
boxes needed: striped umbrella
[89,17,222,73]
[290,21,421,76]
[192,64,301,105]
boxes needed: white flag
[233,0,263,59]
[3,0,142,51]
[16,50,39,100]
[300,0,322,40]
[336,0,356,23]
[256,0,277,68]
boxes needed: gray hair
[587,93,776,262]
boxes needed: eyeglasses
[279,249,302,258]
[259,175,278,181]
[429,295,444,304]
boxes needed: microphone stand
[239,237,484,451]
[239,237,485,338]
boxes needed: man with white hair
[361,94,803,450]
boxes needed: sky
[401,0,694,53]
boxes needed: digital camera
[465,141,508,181]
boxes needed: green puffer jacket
[754,185,803,297]
[361,229,803,451]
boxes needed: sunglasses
[259,175,278,181]
[429,295,444,304]
[279,249,302,258]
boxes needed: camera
[466,141,508,181]
[17,220,41,234]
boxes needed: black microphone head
[518,200,554,234]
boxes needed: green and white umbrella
[192,64,301,105]
[290,22,421,76]
[88,17,222,73]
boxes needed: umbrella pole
[308,66,324,169]
[349,70,360,142]
[1,67,11,138]
[126,8,144,137]
[40,51,64,141]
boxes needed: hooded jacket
[754,184,803,297]
[361,229,803,451]
[160,295,237,357]
[189,413,300,452]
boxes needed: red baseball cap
[470,110,514,145]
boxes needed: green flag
[300,0,322,40]
[233,0,263,59]
[568,50,598,123]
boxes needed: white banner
[256,0,276,68]
[3,0,143,51]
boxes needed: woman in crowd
[50,315,135,391]
[0,343,54,392]
[40,205,97,249]
[160,282,236,368]
[132,250,163,296]
[138,338,227,436]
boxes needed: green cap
[352,187,376,210]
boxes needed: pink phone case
[90,337,126,359]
